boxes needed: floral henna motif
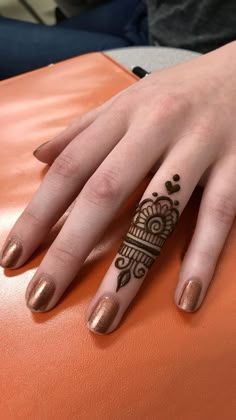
[115,176,181,292]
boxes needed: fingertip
[33,153,52,165]
[33,141,50,156]
[0,237,23,269]
[86,294,120,335]
[33,151,55,165]
[25,274,56,313]
[175,278,203,313]
[33,141,55,164]
[176,300,201,313]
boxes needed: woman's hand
[1,42,236,334]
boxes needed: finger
[84,139,215,334]
[33,104,105,165]
[24,113,180,313]
[175,156,236,312]
[0,107,127,269]
[33,91,127,165]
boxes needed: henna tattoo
[115,175,181,292]
[165,174,181,195]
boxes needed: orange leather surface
[0,52,235,420]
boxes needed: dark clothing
[0,0,235,80]
[147,0,236,53]
[0,0,148,80]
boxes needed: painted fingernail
[87,296,119,334]
[33,141,50,156]
[26,275,55,312]
[0,238,23,268]
[178,279,202,312]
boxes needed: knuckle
[51,153,78,178]
[85,170,121,207]
[189,116,218,141]
[198,248,216,263]
[149,93,188,122]
[23,207,43,227]
[112,84,142,110]
[50,243,78,265]
[208,195,235,225]
[111,94,130,114]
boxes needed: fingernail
[33,141,50,156]
[178,279,202,312]
[87,296,119,334]
[0,238,23,268]
[26,275,55,312]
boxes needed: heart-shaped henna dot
[165,174,181,195]
[115,178,181,291]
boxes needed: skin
[1,41,236,333]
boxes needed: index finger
[0,110,126,268]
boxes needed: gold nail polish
[0,238,23,268]
[178,279,202,312]
[26,276,55,312]
[87,296,119,334]
[33,141,50,156]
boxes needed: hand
[1,42,236,334]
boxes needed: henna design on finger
[165,174,181,195]
[115,176,180,291]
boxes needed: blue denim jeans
[0,0,148,79]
